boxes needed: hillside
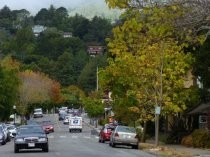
[67,0,121,22]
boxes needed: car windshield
[34,109,42,112]
[117,126,136,133]
[19,126,44,134]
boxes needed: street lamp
[13,105,16,125]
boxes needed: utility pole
[96,66,99,91]
[155,108,160,147]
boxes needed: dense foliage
[0,5,112,120]
[0,5,112,91]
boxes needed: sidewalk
[141,139,210,157]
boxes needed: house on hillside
[63,32,72,38]
[87,45,105,57]
[32,25,47,37]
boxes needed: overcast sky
[0,0,103,14]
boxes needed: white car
[6,124,17,138]
[63,115,71,125]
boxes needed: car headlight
[0,135,3,139]
[39,138,47,142]
[15,138,24,142]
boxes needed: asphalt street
[0,114,155,157]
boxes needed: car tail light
[114,132,119,137]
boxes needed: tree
[0,6,13,29]
[34,8,49,26]
[54,51,74,86]
[83,16,112,44]
[78,55,107,93]
[61,85,85,108]
[102,0,203,142]
[18,70,61,116]
[12,9,32,28]
[0,56,20,121]
[81,93,104,118]
[70,14,90,40]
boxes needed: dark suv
[99,124,115,143]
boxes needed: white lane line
[60,135,66,138]
[83,136,91,139]
[48,135,54,139]
[72,135,78,138]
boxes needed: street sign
[155,106,161,115]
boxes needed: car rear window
[117,126,136,133]
[19,126,44,134]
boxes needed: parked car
[109,125,139,149]
[14,125,49,153]
[0,123,10,142]
[0,127,6,145]
[6,124,17,138]
[41,120,54,134]
[99,124,115,143]
[33,108,43,118]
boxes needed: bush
[98,118,108,126]
[191,129,210,148]
[181,135,193,147]
[136,128,143,140]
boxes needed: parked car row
[99,124,139,149]
[0,123,17,145]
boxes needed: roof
[188,103,210,115]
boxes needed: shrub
[98,118,108,126]
[181,135,193,147]
[191,129,210,148]
[136,128,143,140]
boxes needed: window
[199,115,207,123]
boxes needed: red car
[41,120,54,134]
[99,124,115,143]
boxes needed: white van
[69,116,82,132]
[33,108,43,118]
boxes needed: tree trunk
[141,121,147,143]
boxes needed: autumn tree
[102,0,203,142]
[18,70,61,116]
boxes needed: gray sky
[0,0,104,15]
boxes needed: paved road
[0,114,155,157]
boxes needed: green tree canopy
[0,56,20,121]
